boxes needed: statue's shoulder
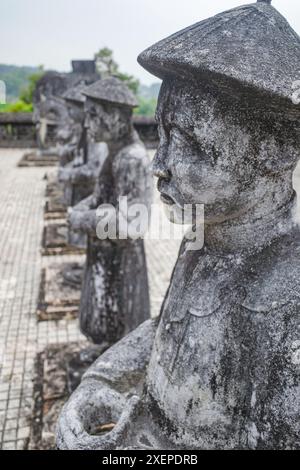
[242,228,300,313]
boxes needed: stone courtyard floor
[0,148,181,450]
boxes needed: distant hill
[0,64,39,102]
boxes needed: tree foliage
[94,47,140,95]
[0,64,39,102]
[95,47,119,76]
[134,97,157,117]
[0,66,44,113]
[0,100,33,113]
[19,67,44,105]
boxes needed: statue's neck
[204,178,297,254]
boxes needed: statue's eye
[171,127,193,145]
[89,108,97,118]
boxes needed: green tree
[94,47,140,95]
[95,47,119,76]
[134,97,157,117]
[19,66,44,105]
[0,64,40,102]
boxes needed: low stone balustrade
[0,112,159,149]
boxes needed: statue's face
[84,98,132,142]
[153,80,261,224]
[39,97,68,123]
[66,101,84,124]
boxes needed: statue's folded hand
[68,207,84,232]
[58,167,72,183]
[56,379,139,450]
[68,206,97,235]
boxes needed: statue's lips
[157,179,180,206]
[160,193,175,206]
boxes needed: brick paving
[0,148,181,450]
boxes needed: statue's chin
[163,204,186,225]
[163,201,206,226]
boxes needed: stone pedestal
[42,222,87,256]
[37,261,84,321]
[18,151,59,168]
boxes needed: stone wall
[0,113,158,149]
[0,113,37,148]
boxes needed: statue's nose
[151,149,172,180]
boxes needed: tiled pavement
[0,148,181,450]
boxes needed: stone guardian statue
[57,1,300,450]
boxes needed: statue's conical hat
[138,1,300,108]
[62,82,86,104]
[83,77,138,108]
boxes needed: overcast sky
[1,0,300,85]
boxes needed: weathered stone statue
[58,129,108,212]
[58,83,90,207]
[58,85,87,167]
[42,85,86,224]
[41,83,92,257]
[34,62,98,151]
[57,1,300,450]
[68,77,152,345]
[58,86,108,249]
[20,61,99,167]
[20,89,71,168]
[43,77,112,256]
[32,73,72,156]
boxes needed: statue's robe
[80,228,300,450]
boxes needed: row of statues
[61,77,153,344]
[40,75,153,345]
[30,0,300,450]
